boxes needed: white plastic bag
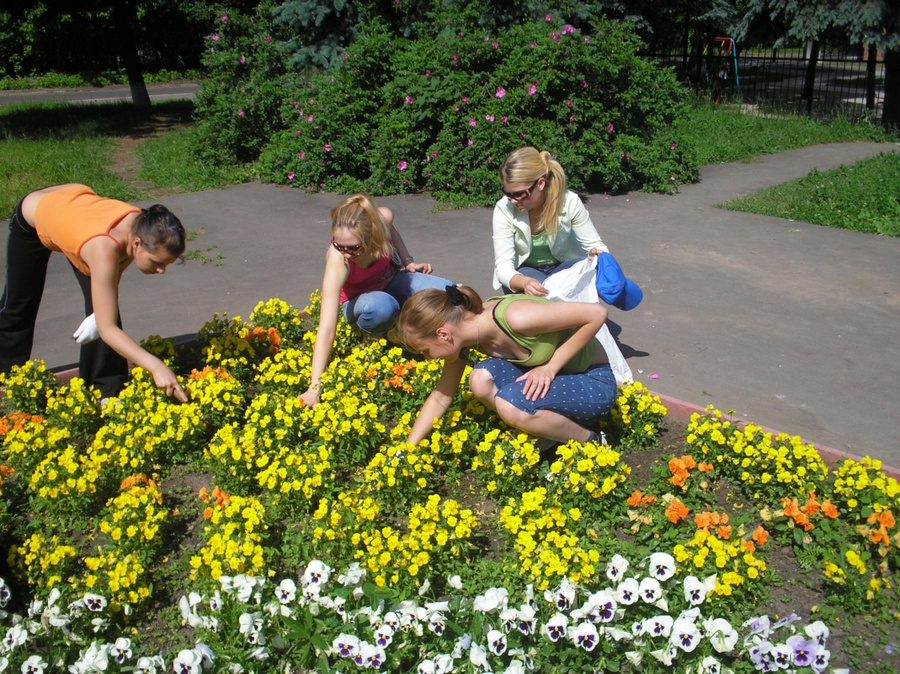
[543,257,634,384]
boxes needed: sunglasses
[331,238,364,256]
[502,178,540,201]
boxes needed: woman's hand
[300,387,320,409]
[516,364,557,401]
[521,278,549,296]
[588,248,604,258]
[406,261,432,274]
[151,364,188,402]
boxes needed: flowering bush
[0,294,897,671]
[193,5,696,204]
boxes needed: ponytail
[499,146,568,236]
[134,205,186,257]
[392,285,483,347]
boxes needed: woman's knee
[468,368,497,402]
[352,294,399,334]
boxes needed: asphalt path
[0,81,200,106]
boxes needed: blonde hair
[391,286,484,348]
[499,147,567,235]
[330,194,393,258]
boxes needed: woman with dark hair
[392,285,617,446]
[0,183,188,401]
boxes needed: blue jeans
[502,257,586,294]
[472,358,617,427]
[342,271,454,335]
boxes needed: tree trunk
[111,0,151,111]
[883,48,899,130]
[866,42,877,112]
[802,40,820,115]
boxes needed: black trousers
[0,199,128,397]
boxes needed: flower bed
[1,295,898,673]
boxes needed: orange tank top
[34,184,140,276]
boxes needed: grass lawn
[722,151,900,237]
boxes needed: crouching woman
[392,285,617,446]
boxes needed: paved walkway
[3,141,899,467]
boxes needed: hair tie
[445,284,465,306]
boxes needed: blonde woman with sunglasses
[493,147,609,296]
[300,194,451,409]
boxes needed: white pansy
[647,552,676,581]
[20,655,47,674]
[274,579,296,603]
[473,587,508,613]
[447,575,463,590]
[486,629,507,656]
[468,643,490,670]
[638,577,662,603]
[302,560,332,587]
[606,554,629,583]
[110,637,132,664]
[616,577,640,605]
[670,617,701,652]
[337,563,366,586]
[703,617,738,653]
[172,648,203,674]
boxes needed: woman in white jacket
[492,147,608,295]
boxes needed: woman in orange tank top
[0,183,188,401]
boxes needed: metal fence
[645,43,885,123]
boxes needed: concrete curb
[652,391,900,482]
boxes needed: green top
[489,295,597,374]
[522,232,558,268]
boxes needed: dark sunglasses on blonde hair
[502,178,540,201]
[331,238,364,255]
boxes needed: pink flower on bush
[293,102,299,108]
[324,144,332,152]
[469,119,477,127]
[567,100,573,108]
[569,116,575,122]
[670,176,676,181]
[582,80,588,89]
[671,143,678,150]
[405,96,414,105]
[501,116,508,123]
[287,172,295,180]
[298,151,305,159]
[212,34,219,42]
[485,114,494,122]
[545,14,552,21]
[220,14,228,22]
[607,124,614,132]
[453,54,459,61]
[239,56,246,64]
[585,37,590,44]
[529,41,536,48]
[528,84,537,95]
[467,139,473,146]
[432,152,438,158]
[462,97,469,103]
[562,25,575,35]
[398,161,408,170]
[496,87,506,98]
[237,109,245,117]
[425,70,431,76]
[307,115,314,122]
[265,36,272,43]
[492,41,499,49]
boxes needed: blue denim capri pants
[473,358,617,427]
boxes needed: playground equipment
[706,37,741,102]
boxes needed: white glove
[73,313,99,344]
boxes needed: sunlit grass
[722,151,900,237]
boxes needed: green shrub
[190,1,295,165]
[254,16,694,204]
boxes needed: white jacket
[491,190,608,289]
